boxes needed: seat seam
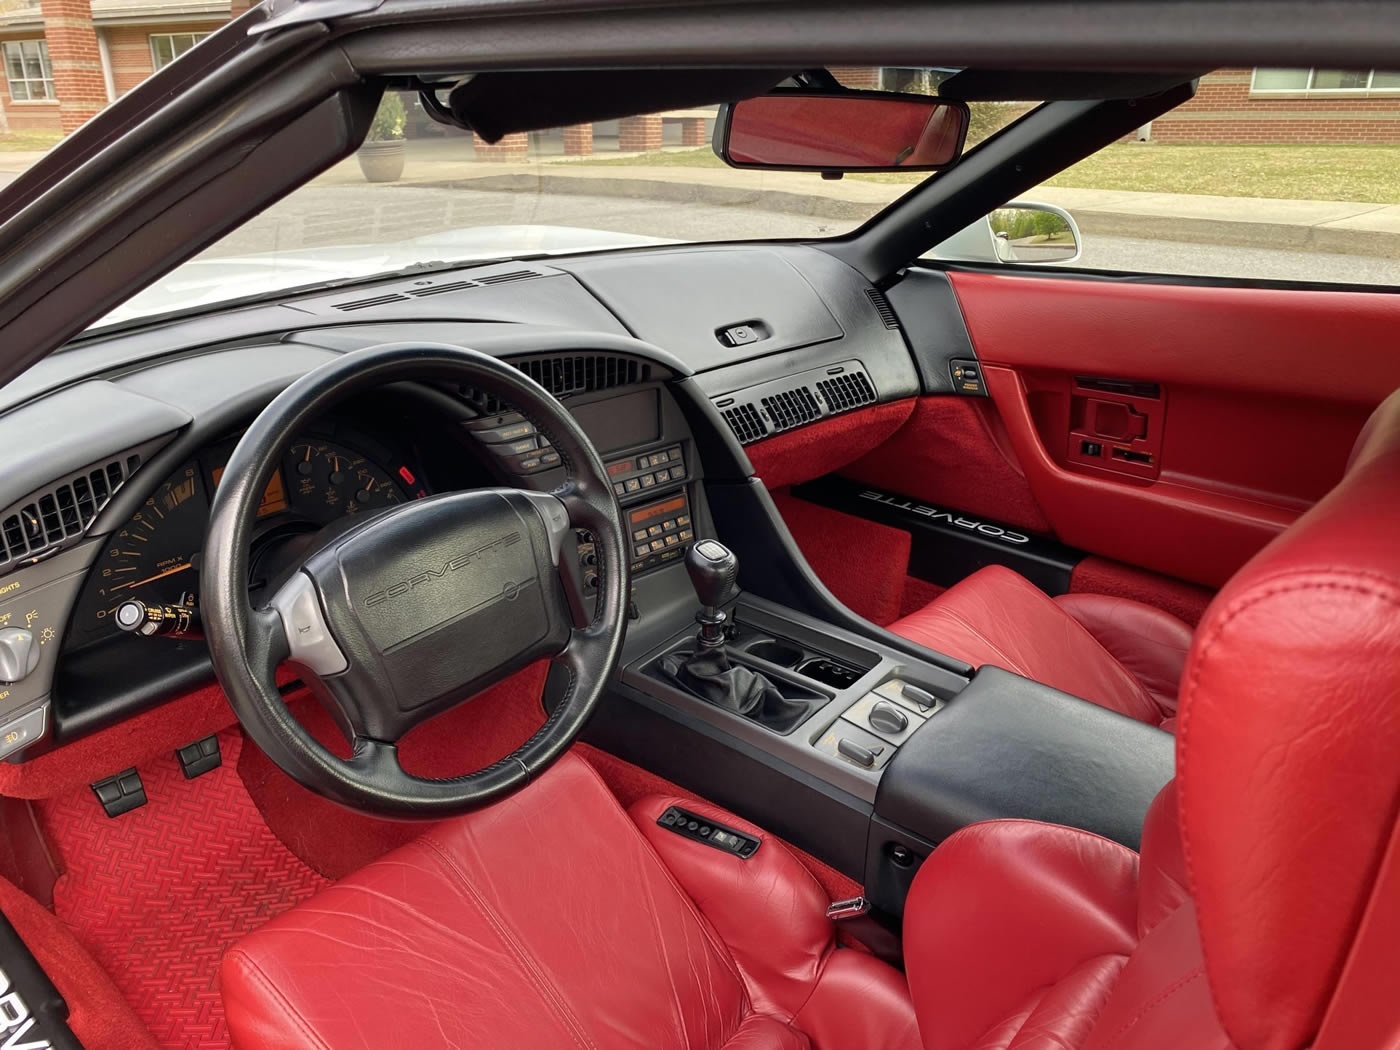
[1099,968,1205,1050]
[416,835,600,1050]
[225,948,336,1050]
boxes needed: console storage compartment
[866,667,1174,915]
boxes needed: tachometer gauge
[68,462,207,643]
[284,441,402,519]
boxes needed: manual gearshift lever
[685,540,738,650]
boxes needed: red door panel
[948,271,1400,588]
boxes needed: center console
[556,380,1174,919]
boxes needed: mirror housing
[926,202,1082,265]
[713,91,970,172]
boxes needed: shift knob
[685,540,738,610]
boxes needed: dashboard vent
[865,287,900,330]
[714,359,879,447]
[407,281,478,298]
[817,370,877,412]
[720,404,769,444]
[332,292,412,312]
[458,354,653,415]
[477,269,545,286]
[0,456,138,568]
[516,355,652,397]
[760,386,822,433]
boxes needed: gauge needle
[111,561,193,591]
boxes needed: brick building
[0,0,248,134]
[1151,68,1400,144]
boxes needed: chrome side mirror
[924,202,1082,266]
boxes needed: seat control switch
[657,806,760,858]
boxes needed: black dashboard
[0,242,943,762]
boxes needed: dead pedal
[176,735,222,779]
[91,768,146,818]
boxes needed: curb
[1069,209,1400,260]
[418,173,880,221]
[429,173,1400,260]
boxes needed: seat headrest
[1177,387,1400,1050]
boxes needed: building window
[1251,68,1400,94]
[2,40,55,102]
[149,33,210,71]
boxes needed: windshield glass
[89,68,1032,329]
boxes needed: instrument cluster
[66,426,428,650]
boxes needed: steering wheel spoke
[204,343,629,818]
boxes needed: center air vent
[459,354,655,414]
[714,360,879,446]
[0,455,141,569]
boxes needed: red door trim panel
[949,271,1400,404]
[984,365,1293,586]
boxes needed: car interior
[0,5,1396,1050]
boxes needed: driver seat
[220,751,922,1049]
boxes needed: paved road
[209,184,1399,286]
[7,174,1395,286]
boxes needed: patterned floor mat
[39,728,328,1050]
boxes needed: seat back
[1175,387,1400,1050]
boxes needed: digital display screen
[630,496,686,526]
[570,389,660,454]
[211,465,289,518]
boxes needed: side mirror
[713,91,970,172]
[926,203,1082,265]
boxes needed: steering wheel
[203,343,629,818]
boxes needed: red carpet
[39,728,327,1050]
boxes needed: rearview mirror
[714,92,970,172]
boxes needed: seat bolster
[1054,593,1193,718]
[630,793,834,1020]
[904,819,1140,1050]
[887,566,1163,725]
[790,948,923,1050]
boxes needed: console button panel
[626,494,693,575]
[607,445,686,501]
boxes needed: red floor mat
[39,728,327,1050]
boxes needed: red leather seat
[888,566,1192,728]
[223,392,1400,1049]
[220,752,922,1050]
[903,388,1400,1049]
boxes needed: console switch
[657,805,759,857]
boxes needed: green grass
[582,147,727,169]
[575,143,1400,203]
[0,130,64,152]
[1044,144,1400,204]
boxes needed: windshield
[90,68,1032,328]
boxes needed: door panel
[946,271,1400,588]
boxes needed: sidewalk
[315,141,1400,259]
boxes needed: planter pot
[357,139,406,183]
